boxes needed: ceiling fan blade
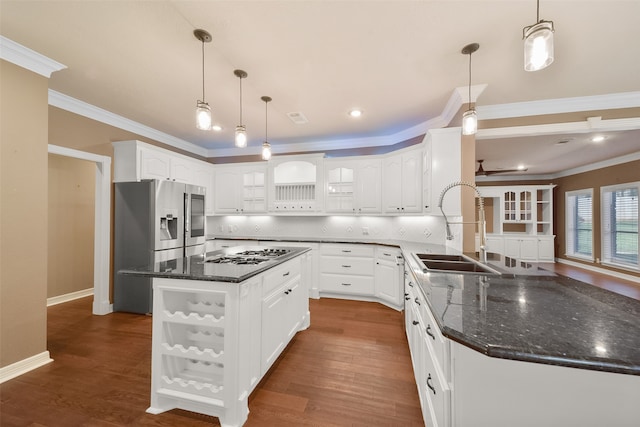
[483,168,527,175]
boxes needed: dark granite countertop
[405,253,640,376]
[119,245,310,283]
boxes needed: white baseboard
[557,258,640,284]
[0,351,53,384]
[47,288,93,307]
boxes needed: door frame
[48,144,112,315]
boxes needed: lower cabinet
[482,234,555,262]
[261,257,305,374]
[318,243,403,310]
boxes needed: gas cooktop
[202,247,292,266]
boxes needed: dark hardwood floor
[0,297,424,427]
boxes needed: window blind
[602,183,639,267]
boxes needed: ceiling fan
[475,160,527,176]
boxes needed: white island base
[145,254,309,427]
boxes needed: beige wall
[47,154,95,298]
[1,60,49,367]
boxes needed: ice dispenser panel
[159,214,178,241]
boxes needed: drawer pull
[404,292,409,297]
[426,325,435,340]
[427,373,436,395]
[341,250,352,253]
[405,296,410,301]
[383,252,391,256]
[341,283,352,286]
[283,271,290,277]
[341,265,351,268]
[408,281,414,287]
[412,320,419,326]
[414,297,421,305]
[284,290,290,295]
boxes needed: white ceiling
[1,0,639,175]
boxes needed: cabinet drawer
[320,243,375,257]
[320,273,374,295]
[422,330,450,427]
[263,258,301,296]
[377,247,402,263]
[320,255,373,276]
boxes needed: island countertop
[119,245,310,283]
[405,251,640,376]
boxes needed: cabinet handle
[404,292,409,297]
[412,320,419,326]
[408,281,414,287]
[342,250,352,253]
[414,297,420,305]
[284,290,290,294]
[405,296,410,301]
[342,265,351,268]
[426,373,436,395]
[383,252,391,256]
[283,271,290,277]
[341,283,352,286]
[426,325,435,340]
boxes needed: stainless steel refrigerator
[113,179,206,313]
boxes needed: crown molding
[48,90,209,158]
[0,36,66,78]
[477,91,640,120]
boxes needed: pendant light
[194,29,212,130]
[461,43,479,136]
[261,96,272,160]
[523,0,555,71]
[234,69,248,148]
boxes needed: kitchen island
[120,245,311,427]
[404,248,640,427]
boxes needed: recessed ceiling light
[211,125,223,132]
[349,109,362,118]
[591,135,605,143]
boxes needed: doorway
[47,145,111,315]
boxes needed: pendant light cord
[201,40,206,102]
[536,0,540,22]
[264,100,268,141]
[239,77,243,124]
[468,50,472,110]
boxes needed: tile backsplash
[206,214,462,247]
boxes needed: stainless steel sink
[413,253,500,275]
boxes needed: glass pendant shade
[196,101,212,130]
[462,109,478,135]
[524,21,554,71]
[235,125,247,148]
[261,141,272,160]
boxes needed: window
[566,189,593,260]
[601,182,639,269]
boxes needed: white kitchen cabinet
[268,154,324,212]
[374,247,403,308]
[261,257,304,374]
[478,185,556,262]
[214,164,267,214]
[504,236,538,260]
[325,158,383,214]
[383,148,422,213]
[319,243,375,297]
[422,143,432,212]
[113,140,215,214]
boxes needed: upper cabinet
[214,163,267,214]
[382,148,422,213]
[268,155,324,212]
[324,158,381,214]
[113,140,215,214]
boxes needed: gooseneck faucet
[437,181,487,263]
